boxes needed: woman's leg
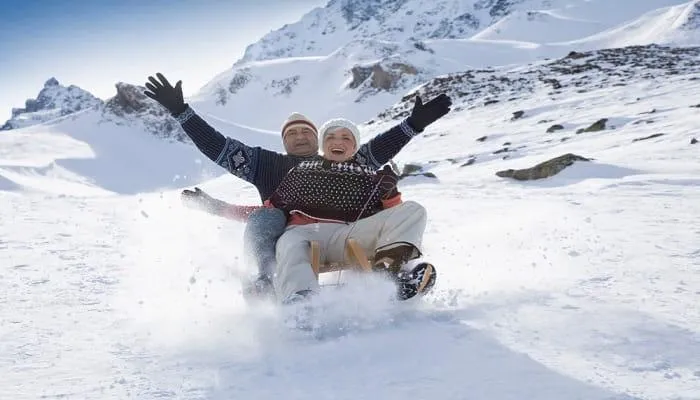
[274,226,320,303]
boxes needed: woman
[268,117,438,304]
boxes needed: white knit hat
[281,112,317,136]
[318,118,361,147]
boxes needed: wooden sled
[310,239,373,280]
[309,239,436,294]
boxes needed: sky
[0,0,327,122]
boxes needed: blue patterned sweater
[174,106,419,202]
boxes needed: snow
[237,0,691,63]
[560,1,700,49]
[0,111,227,195]
[3,39,700,399]
[3,0,700,399]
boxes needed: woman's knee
[275,229,310,263]
[398,201,427,221]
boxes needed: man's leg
[273,225,322,303]
[242,207,287,298]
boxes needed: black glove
[406,93,452,132]
[376,165,400,200]
[181,187,225,215]
[144,73,187,115]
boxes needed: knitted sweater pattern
[269,157,383,223]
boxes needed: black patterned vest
[268,156,383,223]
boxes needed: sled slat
[347,239,372,272]
[310,239,373,281]
[310,240,321,277]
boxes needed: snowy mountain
[238,0,693,63]
[100,82,189,143]
[2,39,699,399]
[4,1,699,137]
[189,0,700,133]
[1,78,103,130]
[1,79,196,144]
[236,0,526,63]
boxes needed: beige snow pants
[273,201,427,302]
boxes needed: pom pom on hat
[318,118,361,145]
[281,112,317,136]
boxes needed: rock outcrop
[496,153,591,181]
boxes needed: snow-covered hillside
[2,40,699,399]
[238,0,693,62]
[560,0,700,49]
[189,0,700,133]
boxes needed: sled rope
[336,174,389,283]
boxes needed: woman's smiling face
[323,127,357,162]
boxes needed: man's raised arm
[145,73,259,184]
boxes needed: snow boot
[372,243,436,300]
[395,259,436,300]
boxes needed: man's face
[323,128,357,162]
[283,124,318,156]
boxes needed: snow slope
[560,0,700,49]
[0,107,281,195]
[237,0,691,62]
[1,43,699,399]
[189,0,700,134]
[470,0,699,44]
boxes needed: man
[143,72,451,299]
[177,112,322,299]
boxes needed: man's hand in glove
[406,93,452,132]
[144,73,187,115]
[181,187,224,215]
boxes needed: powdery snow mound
[471,9,607,43]
[0,110,234,195]
[0,174,20,191]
